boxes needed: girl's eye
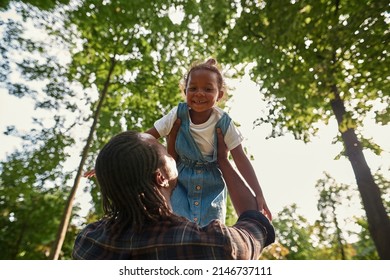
[188,87,196,91]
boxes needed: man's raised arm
[216,128,258,216]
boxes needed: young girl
[145,58,272,226]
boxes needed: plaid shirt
[72,210,275,260]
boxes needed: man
[72,121,275,260]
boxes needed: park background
[0,0,389,260]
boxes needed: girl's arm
[230,145,272,220]
[145,121,181,161]
[145,127,161,139]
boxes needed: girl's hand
[83,169,96,178]
[256,195,272,221]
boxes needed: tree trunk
[330,86,390,259]
[49,57,117,260]
[332,204,345,260]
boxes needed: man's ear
[154,169,169,188]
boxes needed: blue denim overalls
[171,102,232,226]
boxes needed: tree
[1,1,81,259]
[0,118,78,259]
[350,168,389,259]
[315,173,352,259]
[48,0,205,259]
[6,0,387,259]
[2,0,237,259]
[0,0,70,11]
[271,204,317,259]
[192,0,390,258]
[269,169,388,259]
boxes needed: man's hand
[167,118,181,161]
[216,127,228,163]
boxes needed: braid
[95,131,175,234]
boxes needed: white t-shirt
[154,106,244,157]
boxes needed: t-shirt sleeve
[153,106,178,137]
[224,121,244,151]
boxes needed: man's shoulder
[78,219,105,234]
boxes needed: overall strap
[175,102,205,161]
[177,102,189,121]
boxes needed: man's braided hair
[95,131,176,234]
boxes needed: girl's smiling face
[185,69,224,113]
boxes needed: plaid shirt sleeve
[222,210,275,260]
